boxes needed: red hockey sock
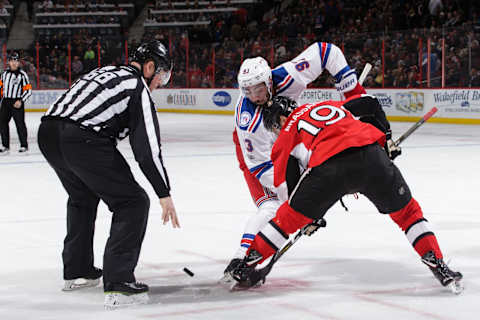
[250,202,313,263]
[389,198,443,259]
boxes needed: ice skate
[421,251,464,294]
[0,147,9,155]
[62,267,102,291]
[18,147,28,155]
[104,281,149,309]
[230,250,265,290]
[218,258,243,285]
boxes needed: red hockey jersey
[271,97,386,201]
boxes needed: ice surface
[0,113,479,319]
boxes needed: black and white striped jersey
[44,65,171,198]
[0,68,32,102]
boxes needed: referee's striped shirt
[44,65,171,198]
[0,68,32,102]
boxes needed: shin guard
[251,202,313,263]
[389,198,443,259]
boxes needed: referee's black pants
[38,119,150,284]
[0,98,28,148]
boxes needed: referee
[0,52,32,154]
[37,40,180,308]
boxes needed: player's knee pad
[238,200,281,255]
[389,198,423,231]
[258,199,281,220]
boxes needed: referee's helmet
[132,40,173,85]
[8,52,19,61]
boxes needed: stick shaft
[358,63,372,85]
[394,107,438,146]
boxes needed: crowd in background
[4,0,480,89]
[140,0,480,88]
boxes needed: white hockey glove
[334,70,358,95]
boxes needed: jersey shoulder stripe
[247,106,263,133]
[319,42,332,69]
[272,66,289,86]
[235,97,243,127]
[272,66,295,94]
[277,75,294,94]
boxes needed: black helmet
[131,40,173,85]
[263,96,298,131]
[8,52,19,61]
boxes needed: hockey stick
[393,107,438,147]
[254,219,327,282]
[358,62,372,85]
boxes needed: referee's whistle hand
[14,100,22,108]
[159,196,180,228]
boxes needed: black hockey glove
[303,218,327,236]
[384,130,401,160]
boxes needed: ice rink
[0,112,479,320]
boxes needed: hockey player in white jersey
[222,42,372,282]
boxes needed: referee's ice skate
[104,282,149,309]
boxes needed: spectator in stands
[471,68,480,87]
[72,55,84,79]
[83,46,96,72]
[0,3,7,15]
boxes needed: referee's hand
[159,196,180,228]
[14,100,22,108]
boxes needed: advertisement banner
[151,89,239,113]
[23,88,480,123]
[430,89,480,119]
[25,90,65,111]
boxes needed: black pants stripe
[38,119,149,283]
[0,98,28,148]
[290,143,412,220]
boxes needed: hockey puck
[183,267,194,277]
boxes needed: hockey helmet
[263,96,298,131]
[132,40,173,85]
[237,57,273,98]
[8,52,19,61]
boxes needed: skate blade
[446,279,464,295]
[104,292,149,310]
[62,278,100,291]
[229,280,262,291]
[218,273,235,285]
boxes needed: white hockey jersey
[234,42,360,192]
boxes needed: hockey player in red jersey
[230,95,464,294]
